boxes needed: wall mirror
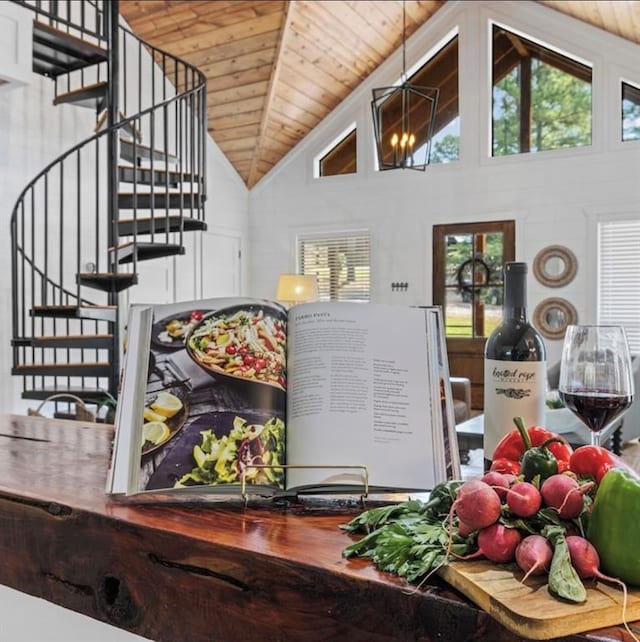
[533,297,578,340]
[533,245,577,287]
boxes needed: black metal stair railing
[10,0,207,405]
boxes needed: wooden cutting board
[439,560,640,639]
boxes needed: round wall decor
[533,245,578,288]
[533,297,578,340]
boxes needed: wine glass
[559,325,634,447]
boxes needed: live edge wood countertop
[0,413,634,642]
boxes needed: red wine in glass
[559,390,633,435]
[559,325,634,448]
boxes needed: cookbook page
[285,302,441,492]
[110,296,289,496]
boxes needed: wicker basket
[28,393,96,422]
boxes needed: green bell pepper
[588,467,640,586]
[514,416,562,482]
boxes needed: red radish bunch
[450,471,596,570]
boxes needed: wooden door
[433,221,515,410]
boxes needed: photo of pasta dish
[186,305,287,390]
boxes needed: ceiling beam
[247,1,294,188]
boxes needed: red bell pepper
[569,445,636,484]
[490,420,573,475]
[490,457,521,475]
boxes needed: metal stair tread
[32,304,117,322]
[77,272,138,292]
[118,192,204,210]
[120,139,179,166]
[20,386,112,402]
[54,81,107,109]
[33,21,107,77]
[118,165,199,186]
[117,215,207,236]
[12,334,113,348]
[111,241,185,264]
[12,363,112,376]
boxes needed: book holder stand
[240,464,370,505]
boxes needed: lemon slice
[143,406,167,423]
[142,421,171,446]
[150,392,183,418]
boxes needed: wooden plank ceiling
[119,1,640,189]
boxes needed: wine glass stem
[591,430,600,448]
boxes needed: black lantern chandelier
[372,1,439,171]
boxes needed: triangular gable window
[318,128,357,177]
[622,81,640,142]
[492,24,592,156]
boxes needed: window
[375,35,459,167]
[433,221,515,339]
[318,128,357,177]
[423,35,459,164]
[492,24,592,156]
[598,219,640,352]
[622,81,640,142]
[298,232,370,302]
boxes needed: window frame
[490,20,593,158]
[313,122,357,180]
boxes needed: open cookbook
[107,297,460,499]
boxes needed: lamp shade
[276,274,319,305]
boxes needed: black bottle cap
[505,262,527,274]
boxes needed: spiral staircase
[10,0,207,418]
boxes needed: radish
[515,535,553,582]
[565,536,635,639]
[451,479,502,531]
[566,535,625,585]
[456,519,475,537]
[506,481,542,518]
[540,474,594,520]
[459,523,522,564]
[481,471,510,499]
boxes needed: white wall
[247,0,640,367]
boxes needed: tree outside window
[492,25,592,156]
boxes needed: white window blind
[298,232,370,302]
[598,219,640,353]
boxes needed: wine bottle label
[483,359,547,459]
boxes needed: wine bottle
[483,262,546,470]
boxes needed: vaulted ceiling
[119,1,640,189]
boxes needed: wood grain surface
[441,560,640,640]
[0,413,637,641]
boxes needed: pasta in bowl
[186,303,288,391]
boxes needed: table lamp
[276,274,319,307]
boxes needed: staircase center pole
[107,0,120,398]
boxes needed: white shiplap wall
[247,0,640,367]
